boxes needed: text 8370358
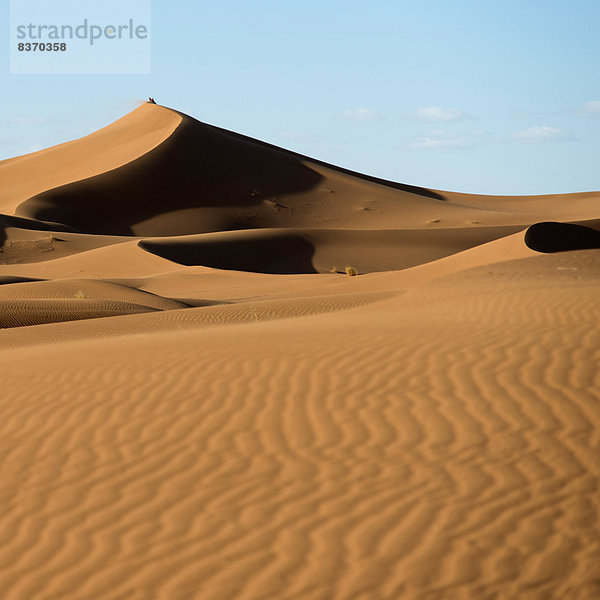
[18,43,67,51]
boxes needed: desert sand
[0,103,598,599]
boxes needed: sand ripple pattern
[0,279,188,327]
[0,291,397,348]
[0,252,598,599]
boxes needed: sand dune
[138,224,525,274]
[0,279,187,327]
[0,104,598,599]
[0,104,181,216]
[14,105,600,236]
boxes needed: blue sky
[3,0,600,194]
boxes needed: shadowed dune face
[0,276,41,285]
[0,214,78,255]
[525,221,600,253]
[17,115,325,235]
[201,117,449,202]
[139,231,318,274]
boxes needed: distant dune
[0,103,598,600]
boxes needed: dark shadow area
[0,276,43,285]
[168,109,448,201]
[139,233,317,274]
[525,222,600,253]
[16,107,450,237]
[0,214,77,233]
[0,213,78,254]
[16,115,324,235]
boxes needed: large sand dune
[0,104,598,599]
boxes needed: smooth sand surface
[0,104,598,599]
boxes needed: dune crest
[0,104,181,216]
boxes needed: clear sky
[3,0,600,195]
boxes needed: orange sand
[0,104,598,599]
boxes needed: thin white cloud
[513,126,574,143]
[406,131,476,150]
[337,108,381,122]
[574,100,600,117]
[408,106,470,123]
